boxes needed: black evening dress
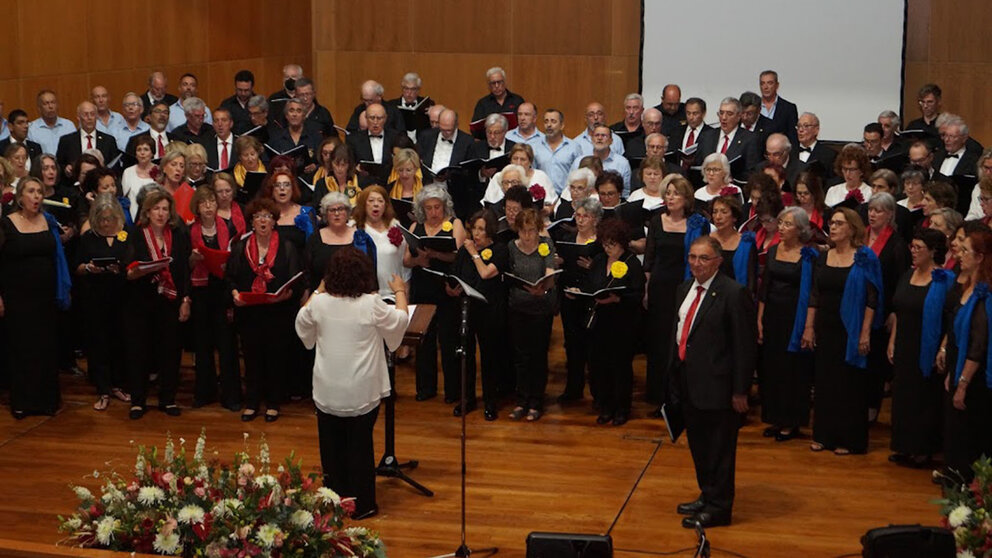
[643,214,686,405]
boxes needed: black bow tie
[946,153,960,159]
[369,134,383,139]
[441,138,453,144]
[799,146,812,153]
[490,146,502,152]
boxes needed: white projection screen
[641,0,906,142]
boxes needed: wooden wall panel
[511,0,613,56]
[331,0,414,53]
[412,1,511,53]
[18,0,89,77]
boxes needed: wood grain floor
[0,323,944,558]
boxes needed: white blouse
[481,168,558,206]
[121,165,155,220]
[296,293,409,417]
[824,182,873,207]
[363,219,412,299]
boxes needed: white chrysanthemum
[101,483,124,505]
[345,526,369,537]
[949,505,972,528]
[254,524,283,548]
[153,531,181,554]
[176,505,205,524]
[316,487,341,505]
[95,516,117,545]
[957,550,976,558]
[137,486,165,506]
[211,498,244,518]
[290,510,314,529]
[65,517,82,530]
[254,474,277,488]
[73,486,93,501]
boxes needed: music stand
[376,303,436,497]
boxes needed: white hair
[486,67,506,81]
[624,93,644,104]
[182,97,206,114]
[567,168,596,190]
[485,113,508,131]
[401,72,422,87]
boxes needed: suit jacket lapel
[688,276,721,339]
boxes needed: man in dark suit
[461,113,516,219]
[346,103,399,185]
[739,91,773,151]
[933,114,983,214]
[761,133,802,186]
[671,98,708,169]
[655,84,687,141]
[629,133,682,192]
[908,140,938,181]
[471,66,525,137]
[170,97,215,148]
[126,101,176,157]
[345,80,405,135]
[695,97,761,175]
[877,110,905,158]
[141,71,178,119]
[387,72,435,138]
[219,69,256,135]
[56,101,119,176]
[670,236,757,529]
[419,109,477,217]
[758,70,799,148]
[793,112,836,181]
[0,109,43,166]
[206,108,236,173]
[624,107,662,163]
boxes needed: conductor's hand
[445,283,463,297]
[732,394,749,414]
[387,274,407,295]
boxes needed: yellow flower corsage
[441,221,453,232]
[538,243,550,257]
[62,197,70,205]
[116,230,128,242]
[610,260,628,279]
[481,248,493,261]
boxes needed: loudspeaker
[861,524,955,558]
[526,532,613,558]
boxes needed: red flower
[1,192,13,206]
[718,186,738,198]
[149,166,160,180]
[341,498,356,516]
[529,184,546,202]
[387,226,403,247]
[845,189,864,203]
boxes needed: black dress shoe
[192,397,216,409]
[241,410,257,422]
[676,498,705,515]
[453,401,477,416]
[129,406,146,420]
[649,407,664,419]
[682,511,731,529]
[159,404,181,417]
[484,407,497,421]
[264,410,280,422]
[556,392,582,404]
[596,414,613,425]
[762,426,779,437]
[775,428,799,442]
[415,392,436,401]
[612,412,629,426]
[11,410,26,420]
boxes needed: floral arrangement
[937,456,992,557]
[387,226,404,247]
[57,430,385,557]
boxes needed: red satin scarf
[869,225,894,257]
[246,230,279,293]
[228,203,246,236]
[190,219,231,287]
[142,226,176,300]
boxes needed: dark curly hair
[503,185,535,209]
[597,217,631,248]
[467,209,497,241]
[324,246,376,297]
[244,197,280,224]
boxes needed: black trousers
[126,292,181,408]
[237,303,294,411]
[191,282,240,406]
[560,296,592,398]
[510,309,554,410]
[588,308,637,414]
[415,297,459,398]
[317,406,380,516]
[679,366,739,516]
[84,295,125,396]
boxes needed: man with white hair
[56,100,118,174]
[167,73,213,132]
[761,133,801,185]
[506,102,543,145]
[574,102,625,157]
[695,97,760,173]
[933,114,983,214]
[142,71,177,118]
[345,80,405,134]
[471,66,525,130]
[877,110,903,157]
[610,93,645,151]
[171,97,214,147]
[464,113,516,217]
[791,112,835,179]
[387,72,435,138]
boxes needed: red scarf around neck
[142,226,176,299]
[191,219,231,286]
[246,230,279,293]
[228,203,246,236]
[869,225,894,256]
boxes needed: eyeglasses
[252,213,274,221]
[703,167,724,174]
[841,166,861,174]
[123,102,141,108]
[273,181,293,189]
[488,80,505,86]
[829,220,847,227]
[502,180,523,187]
[777,219,795,228]
[687,254,717,263]
[326,206,348,214]
[909,244,928,252]
[796,123,817,130]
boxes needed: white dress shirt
[717,128,737,154]
[79,129,98,153]
[675,273,717,344]
[681,125,704,151]
[369,134,385,163]
[798,140,817,163]
[149,130,170,156]
[296,293,409,417]
[215,135,233,169]
[431,131,457,173]
[939,147,966,176]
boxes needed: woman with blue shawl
[886,228,952,467]
[0,177,71,419]
[644,175,709,414]
[711,195,757,295]
[801,207,882,455]
[934,228,992,482]
[757,207,817,442]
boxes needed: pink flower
[161,472,175,485]
[194,486,206,498]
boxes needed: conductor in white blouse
[295,246,410,520]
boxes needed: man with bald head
[761,133,800,185]
[345,80,405,134]
[506,102,544,145]
[56,100,118,174]
[346,103,400,183]
[28,90,76,156]
[91,86,124,134]
[656,84,687,139]
[792,112,836,179]
[419,108,474,175]
[624,107,663,162]
[142,71,177,118]
[574,102,625,157]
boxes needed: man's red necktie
[678,286,705,361]
[157,135,165,157]
[86,134,93,150]
[220,141,229,169]
[720,135,729,154]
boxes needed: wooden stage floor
[0,326,944,558]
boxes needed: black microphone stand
[376,339,433,497]
[434,293,497,558]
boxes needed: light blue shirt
[572,129,625,157]
[0,119,8,141]
[506,128,545,145]
[28,117,76,155]
[167,101,213,132]
[760,96,778,120]
[110,119,150,151]
[570,149,631,197]
[95,111,126,135]
[533,136,579,194]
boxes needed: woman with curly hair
[711,195,757,294]
[824,144,873,207]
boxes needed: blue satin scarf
[787,246,819,352]
[682,213,710,280]
[952,282,992,388]
[352,228,378,271]
[294,205,316,240]
[732,231,756,287]
[42,211,72,310]
[919,269,955,378]
[840,246,884,368]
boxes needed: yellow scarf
[325,174,361,206]
[234,161,267,188]
[389,175,424,200]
